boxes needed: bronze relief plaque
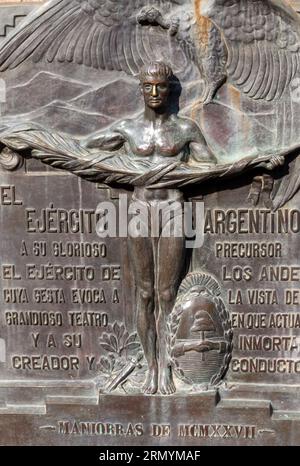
[0,0,299,446]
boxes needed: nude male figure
[82,61,216,394]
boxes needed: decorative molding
[0,146,23,170]
[0,5,37,40]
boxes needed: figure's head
[139,61,173,110]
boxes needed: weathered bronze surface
[0,0,300,446]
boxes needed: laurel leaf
[100,343,114,353]
[113,321,120,338]
[126,342,140,351]
[109,334,119,352]
[118,324,126,340]
[125,333,137,345]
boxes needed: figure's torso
[116,116,192,162]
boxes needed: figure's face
[142,76,170,109]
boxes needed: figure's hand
[264,154,285,170]
[194,341,218,353]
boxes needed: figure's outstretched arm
[188,122,218,166]
[80,125,126,151]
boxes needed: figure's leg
[156,221,186,395]
[128,235,158,395]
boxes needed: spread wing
[198,0,300,100]
[272,154,300,209]
[0,0,188,74]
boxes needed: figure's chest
[126,126,187,157]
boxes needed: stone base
[0,384,299,445]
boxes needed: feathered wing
[197,0,300,101]
[272,155,300,209]
[0,0,190,74]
